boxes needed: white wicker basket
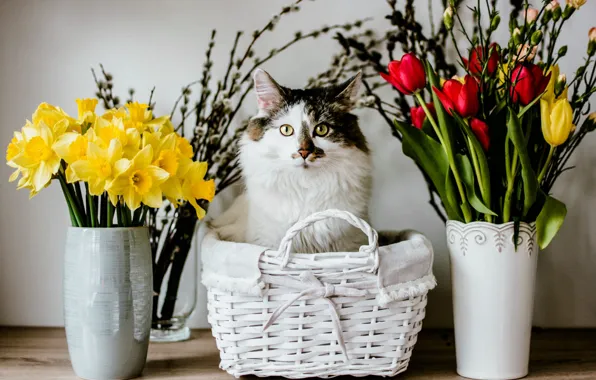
[202,209,435,378]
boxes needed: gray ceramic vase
[64,227,153,380]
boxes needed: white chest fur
[241,144,372,253]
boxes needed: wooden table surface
[1,327,595,379]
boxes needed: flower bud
[555,74,566,96]
[563,5,575,20]
[524,8,539,24]
[558,45,568,58]
[566,0,586,9]
[589,28,596,55]
[546,0,560,12]
[513,28,523,44]
[586,112,596,132]
[443,7,454,30]
[531,30,543,45]
[552,5,562,20]
[490,14,501,31]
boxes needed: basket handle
[276,209,379,272]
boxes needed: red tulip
[510,64,551,106]
[470,118,490,151]
[410,103,435,129]
[463,43,500,76]
[380,53,427,95]
[433,75,480,118]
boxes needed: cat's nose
[297,149,311,159]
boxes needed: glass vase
[149,209,200,342]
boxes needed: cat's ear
[253,68,285,113]
[334,71,362,111]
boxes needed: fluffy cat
[211,69,372,253]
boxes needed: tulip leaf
[445,170,464,221]
[490,99,507,119]
[454,153,497,216]
[536,195,567,249]
[394,119,462,221]
[451,113,492,199]
[425,61,455,152]
[507,109,538,216]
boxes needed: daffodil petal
[33,161,52,191]
[142,187,163,208]
[147,165,170,184]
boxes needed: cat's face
[241,69,368,172]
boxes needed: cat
[210,69,372,253]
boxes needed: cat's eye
[314,123,329,137]
[279,124,294,136]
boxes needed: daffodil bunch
[6,99,215,227]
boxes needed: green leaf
[536,195,567,249]
[507,109,538,216]
[452,113,492,208]
[490,99,507,119]
[518,91,545,118]
[394,120,462,221]
[445,170,464,221]
[455,154,497,216]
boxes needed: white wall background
[1,0,595,328]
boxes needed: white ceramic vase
[446,221,538,380]
[64,227,153,380]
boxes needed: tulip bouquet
[5,100,215,228]
[381,0,596,248]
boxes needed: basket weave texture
[204,210,431,378]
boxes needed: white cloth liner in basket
[201,209,436,378]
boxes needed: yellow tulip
[181,161,215,219]
[540,98,574,147]
[9,121,64,191]
[108,145,170,210]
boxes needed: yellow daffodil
[93,117,141,158]
[125,102,169,133]
[177,135,194,159]
[53,133,88,164]
[181,161,215,219]
[540,97,574,147]
[101,107,128,123]
[9,121,64,191]
[109,145,169,210]
[76,98,98,125]
[70,140,124,204]
[6,131,27,183]
[53,131,90,182]
[32,102,79,134]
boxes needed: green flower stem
[505,133,512,181]
[117,204,124,227]
[86,186,97,228]
[107,201,114,228]
[415,92,445,147]
[503,152,519,223]
[468,137,491,223]
[538,146,556,184]
[415,92,472,223]
[57,174,84,227]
